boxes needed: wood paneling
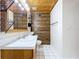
[1,50,33,59]
[0,0,57,13]
[0,0,6,31]
[14,13,27,29]
[0,12,1,31]
[1,11,7,31]
[32,13,50,44]
[8,29,27,32]
[28,0,57,13]
[1,0,57,13]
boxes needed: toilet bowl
[37,40,42,46]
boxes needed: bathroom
[0,0,63,59]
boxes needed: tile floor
[36,45,56,59]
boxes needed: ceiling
[28,0,57,13]
[2,0,57,13]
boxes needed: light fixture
[15,0,30,11]
[21,7,24,11]
[32,7,37,10]
[25,4,28,7]
[14,0,18,3]
[19,0,26,4]
[27,7,30,11]
[18,3,22,7]
[24,4,30,11]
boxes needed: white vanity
[0,35,38,59]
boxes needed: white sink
[4,35,38,49]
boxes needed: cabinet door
[1,50,33,59]
[1,50,14,59]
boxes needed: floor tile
[36,56,40,59]
[45,56,50,59]
[50,56,56,59]
[40,56,45,59]
[36,51,40,56]
[36,45,56,59]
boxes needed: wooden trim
[50,0,58,13]
[33,47,37,59]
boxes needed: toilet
[37,40,42,47]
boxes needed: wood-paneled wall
[14,13,27,29]
[1,11,7,31]
[0,12,1,31]
[32,12,50,44]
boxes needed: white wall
[51,0,79,59]
[63,0,79,59]
[50,0,62,59]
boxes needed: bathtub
[0,35,38,59]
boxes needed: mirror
[7,0,28,32]
[0,0,28,33]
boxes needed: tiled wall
[50,0,63,59]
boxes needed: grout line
[36,45,57,59]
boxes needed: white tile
[50,56,56,59]
[37,47,44,51]
[49,52,54,56]
[44,52,50,56]
[39,48,44,52]
[43,45,49,48]
[37,48,41,52]
[44,49,50,52]
[36,51,40,56]
[45,56,50,59]
[40,56,45,59]
[36,45,57,59]
[36,56,40,59]
[43,48,49,51]
[40,51,45,56]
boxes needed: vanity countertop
[0,32,34,47]
[0,35,38,50]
